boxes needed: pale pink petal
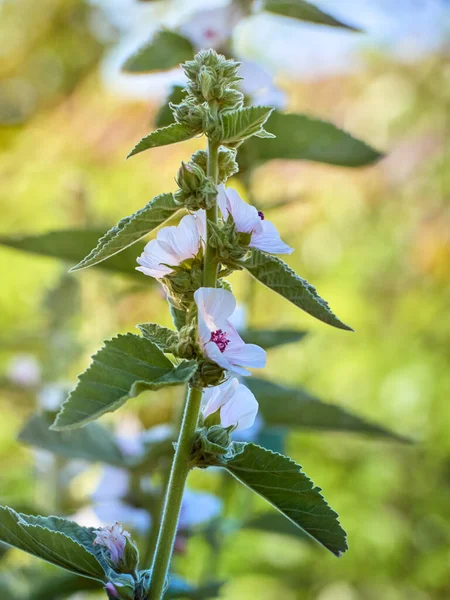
[217,184,229,220]
[202,378,239,418]
[250,220,294,255]
[204,339,234,372]
[220,383,259,431]
[225,187,262,235]
[194,287,236,336]
[136,240,175,278]
[195,210,207,241]
[157,214,200,262]
[223,338,267,371]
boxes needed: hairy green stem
[148,137,220,599]
[204,139,220,288]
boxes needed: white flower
[37,383,66,411]
[239,59,287,110]
[136,212,206,279]
[7,354,41,387]
[194,287,266,376]
[93,522,130,565]
[217,185,293,255]
[179,489,222,529]
[179,4,244,51]
[202,377,259,431]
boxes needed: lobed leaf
[263,0,362,31]
[122,30,194,73]
[137,323,178,352]
[70,193,179,272]
[18,414,129,466]
[246,378,412,442]
[222,443,348,557]
[127,123,198,159]
[240,249,352,330]
[0,507,105,581]
[221,106,274,144]
[0,229,147,278]
[52,334,197,430]
[242,111,382,169]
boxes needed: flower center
[258,211,265,220]
[210,329,230,353]
[204,28,218,40]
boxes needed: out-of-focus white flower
[94,500,151,535]
[37,383,66,411]
[232,413,264,442]
[179,4,244,50]
[194,287,266,376]
[179,489,222,529]
[93,522,130,565]
[7,354,41,387]
[136,212,206,279]
[239,59,287,109]
[228,302,247,332]
[218,185,293,255]
[202,377,259,431]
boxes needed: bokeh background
[1,1,450,599]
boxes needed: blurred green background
[1,1,450,599]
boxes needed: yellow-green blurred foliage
[1,1,450,599]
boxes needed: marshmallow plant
[0,51,355,599]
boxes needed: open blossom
[217,185,293,255]
[179,4,243,51]
[194,287,266,376]
[93,523,130,565]
[202,378,259,431]
[136,212,206,279]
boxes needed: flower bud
[198,66,215,101]
[171,98,205,131]
[191,359,225,389]
[176,161,205,193]
[93,523,138,575]
[104,575,135,600]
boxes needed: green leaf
[242,111,382,169]
[137,323,178,352]
[263,0,362,31]
[243,511,311,542]
[170,304,187,331]
[240,249,352,331]
[70,193,179,272]
[222,443,347,557]
[52,334,197,430]
[156,85,185,128]
[127,123,198,159]
[122,30,194,73]
[0,229,147,278]
[0,507,105,581]
[241,328,307,349]
[246,378,412,442]
[18,413,129,466]
[221,106,273,144]
[167,577,224,599]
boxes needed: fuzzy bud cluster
[175,161,217,211]
[183,50,244,110]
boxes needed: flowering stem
[148,386,203,599]
[148,138,220,599]
[203,138,220,287]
